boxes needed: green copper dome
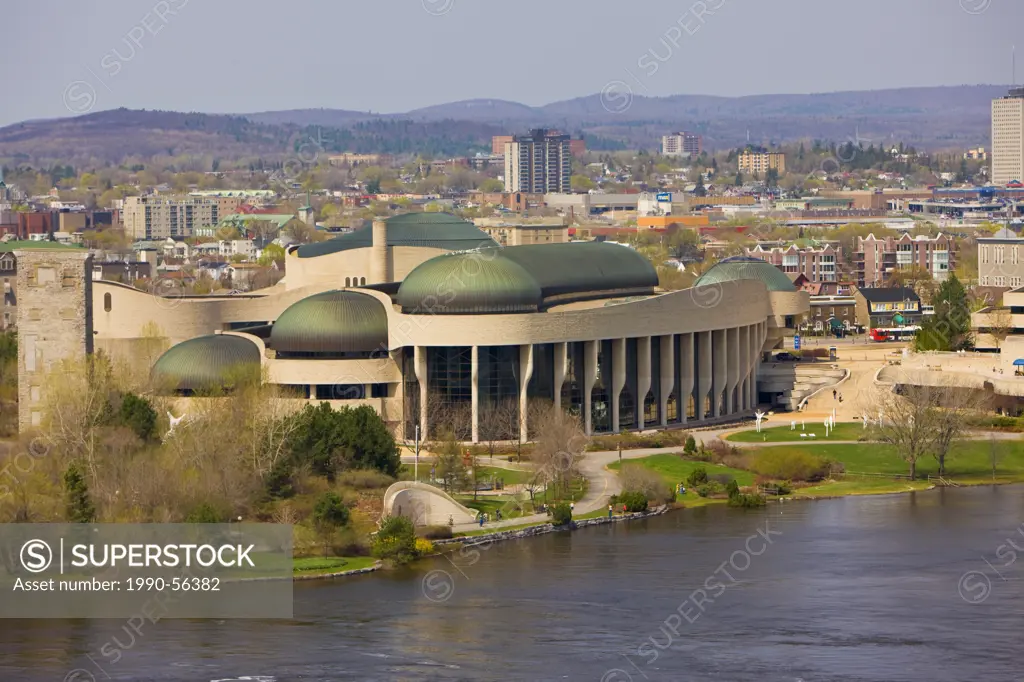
[694,256,797,292]
[295,212,496,258]
[151,335,261,392]
[270,290,388,354]
[396,242,658,314]
[396,251,542,314]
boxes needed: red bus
[870,326,919,342]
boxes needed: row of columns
[412,322,768,442]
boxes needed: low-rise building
[853,287,922,328]
[746,243,842,283]
[855,233,955,287]
[474,219,568,247]
[978,227,1024,288]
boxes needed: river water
[2,485,1024,681]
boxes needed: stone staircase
[757,363,847,411]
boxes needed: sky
[3,0,1022,127]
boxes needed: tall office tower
[992,87,1024,186]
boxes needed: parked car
[775,352,799,362]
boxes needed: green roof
[218,214,296,228]
[0,240,84,252]
[270,290,388,354]
[396,242,658,314]
[151,334,261,392]
[294,212,496,258]
[694,256,797,292]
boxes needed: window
[360,277,366,285]
[345,277,351,286]
[104,293,112,312]
[981,276,989,286]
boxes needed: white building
[992,88,1024,186]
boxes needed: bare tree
[432,430,468,494]
[929,384,989,478]
[531,405,589,500]
[986,307,1013,349]
[988,435,1005,482]
[871,384,939,480]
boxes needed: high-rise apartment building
[738,150,786,175]
[662,132,703,157]
[123,195,220,240]
[854,233,955,287]
[503,129,572,194]
[992,88,1024,186]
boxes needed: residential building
[327,153,391,167]
[965,147,988,161]
[504,129,572,194]
[746,243,842,283]
[853,287,922,328]
[474,219,569,247]
[854,233,955,287]
[662,132,703,157]
[737,150,786,175]
[992,88,1024,186]
[978,227,1024,288]
[491,135,514,156]
[91,261,151,284]
[808,294,859,333]
[123,196,220,240]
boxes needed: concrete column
[695,331,712,421]
[738,325,751,411]
[471,345,480,444]
[370,219,391,284]
[518,344,534,443]
[583,340,599,435]
[711,329,727,419]
[637,336,652,429]
[414,345,429,441]
[553,342,567,413]
[611,338,626,433]
[726,328,740,416]
[659,334,674,427]
[678,333,695,425]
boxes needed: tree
[871,385,938,479]
[531,406,588,500]
[312,491,350,554]
[258,242,286,267]
[63,463,96,523]
[286,403,401,481]
[571,174,595,192]
[984,307,1013,349]
[479,178,504,193]
[765,168,779,188]
[433,430,469,494]
[929,385,989,477]
[693,174,707,197]
[734,171,743,186]
[916,273,972,351]
[284,218,324,244]
[117,393,157,442]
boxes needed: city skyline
[3,0,1022,127]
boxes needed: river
[2,485,1023,681]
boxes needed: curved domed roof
[152,334,261,391]
[396,242,658,314]
[694,256,797,292]
[295,212,497,258]
[270,290,388,354]
[396,252,543,314]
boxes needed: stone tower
[15,248,93,431]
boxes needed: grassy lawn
[473,465,532,486]
[726,422,869,443]
[796,477,933,497]
[751,441,1024,480]
[293,556,378,576]
[459,495,532,519]
[610,454,754,508]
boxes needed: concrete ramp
[382,481,479,527]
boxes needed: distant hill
[0,86,1007,165]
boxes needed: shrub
[185,502,223,523]
[337,469,396,490]
[705,439,735,463]
[619,491,649,513]
[620,464,675,505]
[372,515,418,565]
[550,502,572,526]
[695,482,724,498]
[117,393,158,441]
[684,435,696,454]
[417,525,453,540]
[752,449,829,482]
[711,473,735,486]
[728,493,767,508]
[725,479,740,498]
[686,466,709,487]
[63,463,96,524]
[414,538,435,556]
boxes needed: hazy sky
[3,0,1021,126]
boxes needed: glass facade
[403,348,419,441]
[427,346,472,440]
[562,342,585,418]
[644,336,660,427]
[592,340,612,433]
[479,345,521,441]
[620,338,638,431]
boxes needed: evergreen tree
[916,274,972,351]
[64,463,96,523]
[693,174,707,197]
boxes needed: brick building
[854,233,955,287]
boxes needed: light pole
[414,424,420,482]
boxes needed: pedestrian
[832,389,837,400]
[570,502,575,513]
[448,515,454,527]
[608,504,613,518]
[496,509,502,521]
[479,514,484,527]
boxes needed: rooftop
[295,212,496,259]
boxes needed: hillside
[0,85,1005,165]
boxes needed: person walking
[832,389,837,400]
[608,504,613,519]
